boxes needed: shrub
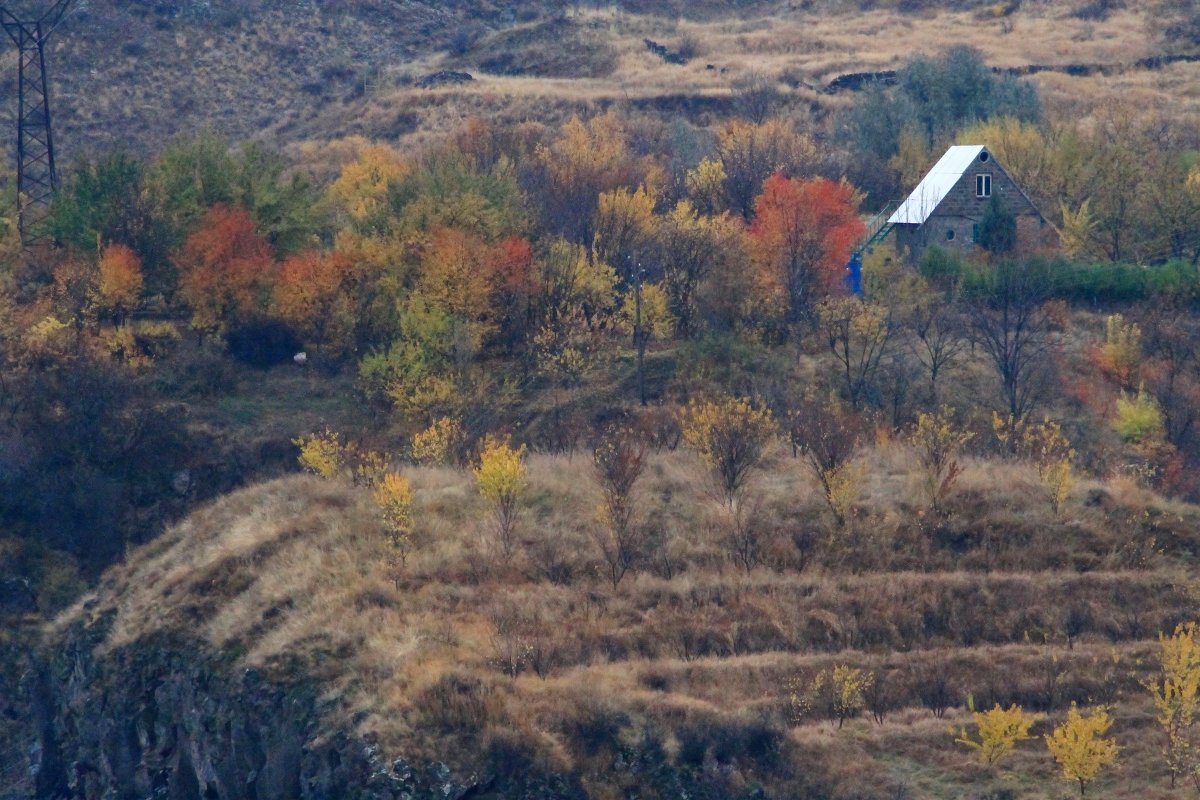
[592,425,648,588]
[1114,386,1166,448]
[1093,314,1141,388]
[789,401,866,527]
[416,672,500,735]
[908,405,974,514]
[294,429,350,479]
[411,416,465,467]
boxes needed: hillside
[1,0,1197,162]
[30,454,1200,798]
[5,0,1200,798]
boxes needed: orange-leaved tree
[274,249,355,353]
[93,243,144,325]
[174,205,274,336]
[747,174,864,327]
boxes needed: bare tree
[963,260,1056,438]
[904,291,968,406]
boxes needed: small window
[979,151,990,163]
[946,229,955,241]
[972,223,980,242]
[976,174,992,198]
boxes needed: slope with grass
[2,0,1195,165]
[29,442,1200,799]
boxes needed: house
[887,144,1056,263]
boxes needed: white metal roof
[888,145,986,225]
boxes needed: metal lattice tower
[1,0,75,242]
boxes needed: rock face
[28,614,475,800]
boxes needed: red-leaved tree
[174,205,274,334]
[747,174,864,327]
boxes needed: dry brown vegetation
[60,436,1200,797]
[3,0,1196,163]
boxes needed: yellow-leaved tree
[908,405,974,514]
[1045,704,1119,798]
[327,143,408,227]
[1147,622,1200,789]
[373,472,415,566]
[808,665,875,729]
[956,701,1037,769]
[474,435,528,561]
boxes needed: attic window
[979,151,990,163]
[977,174,992,198]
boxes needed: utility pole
[1,0,76,243]
[633,259,647,407]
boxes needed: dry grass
[322,0,1193,153]
[54,438,1200,796]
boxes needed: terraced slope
[35,448,1200,799]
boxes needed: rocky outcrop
[27,613,479,800]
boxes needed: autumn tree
[618,281,673,406]
[273,249,355,354]
[1092,314,1142,391]
[1147,622,1200,789]
[410,417,465,467]
[816,297,893,409]
[956,702,1037,769]
[173,205,275,336]
[789,400,867,527]
[474,435,528,561]
[908,406,974,514]
[327,142,408,231]
[809,665,875,729]
[294,429,352,479]
[748,174,865,328]
[1021,418,1077,515]
[1046,704,1119,798]
[532,111,642,245]
[591,424,648,588]
[531,237,617,331]
[374,472,415,566]
[592,184,658,274]
[680,396,776,570]
[714,119,817,218]
[92,244,144,325]
[655,201,743,337]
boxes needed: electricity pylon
[1,0,76,242]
